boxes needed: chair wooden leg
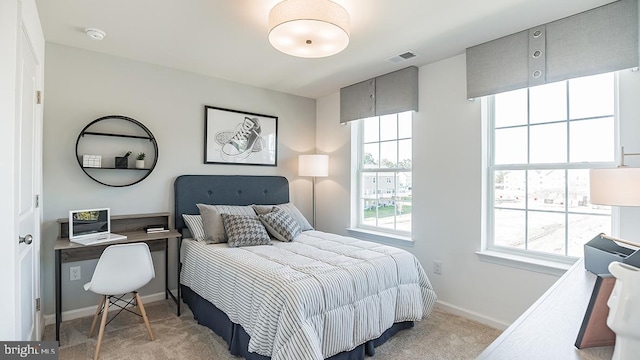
[135,292,155,341]
[88,295,106,338]
[94,297,110,360]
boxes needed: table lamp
[589,146,640,360]
[298,154,329,227]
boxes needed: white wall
[316,54,640,327]
[42,44,316,315]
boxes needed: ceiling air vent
[386,50,418,64]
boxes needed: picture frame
[204,106,278,166]
[575,275,616,349]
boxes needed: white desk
[478,258,614,360]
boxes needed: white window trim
[475,250,574,276]
[347,227,414,247]
[479,74,621,269]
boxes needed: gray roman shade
[340,78,376,122]
[466,0,639,99]
[340,66,418,123]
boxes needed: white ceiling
[35,0,615,99]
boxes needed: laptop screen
[69,208,110,239]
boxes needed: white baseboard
[435,300,510,331]
[45,292,509,332]
[44,292,167,326]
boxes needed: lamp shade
[590,168,640,206]
[298,154,329,177]
[268,0,350,58]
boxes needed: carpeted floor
[44,300,501,360]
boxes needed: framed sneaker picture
[204,106,278,166]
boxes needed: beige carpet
[44,300,501,360]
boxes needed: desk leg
[165,239,169,300]
[177,271,181,316]
[164,237,181,316]
[55,249,61,343]
[177,237,181,317]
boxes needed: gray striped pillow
[221,214,271,247]
[182,214,205,242]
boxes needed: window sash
[486,77,616,259]
[356,115,412,235]
[358,170,411,230]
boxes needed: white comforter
[180,230,437,360]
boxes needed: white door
[16,24,41,341]
[0,0,44,341]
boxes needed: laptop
[69,208,127,246]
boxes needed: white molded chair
[84,243,156,360]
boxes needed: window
[356,112,412,235]
[487,73,615,259]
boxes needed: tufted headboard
[173,175,290,231]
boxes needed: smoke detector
[85,28,106,40]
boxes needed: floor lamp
[298,154,329,228]
[589,147,640,360]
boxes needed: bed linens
[180,230,437,360]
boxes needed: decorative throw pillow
[182,214,206,242]
[197,204,256,244]
[258,208,301,242]
[221,214,271,247]
[252,202,313,231]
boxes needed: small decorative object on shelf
[82,155,102,168]
[115,151,131,169]
[136,152,146,169]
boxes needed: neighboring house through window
[354,112,412,235]
[486,72,615,261]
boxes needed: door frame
[0,0,44,340]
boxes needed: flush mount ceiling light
[268,0,350,58]
[85,28,106,40]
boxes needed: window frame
[484,74,620,264]
[354,112,413,237]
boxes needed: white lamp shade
[590,168,640,206]
[298,154,329,177]
[268,0,350,58]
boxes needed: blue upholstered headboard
[173,175,290,231]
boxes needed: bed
[174,175,436,360]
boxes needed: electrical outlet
[434,261,442,275]
[70,266,81,281]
